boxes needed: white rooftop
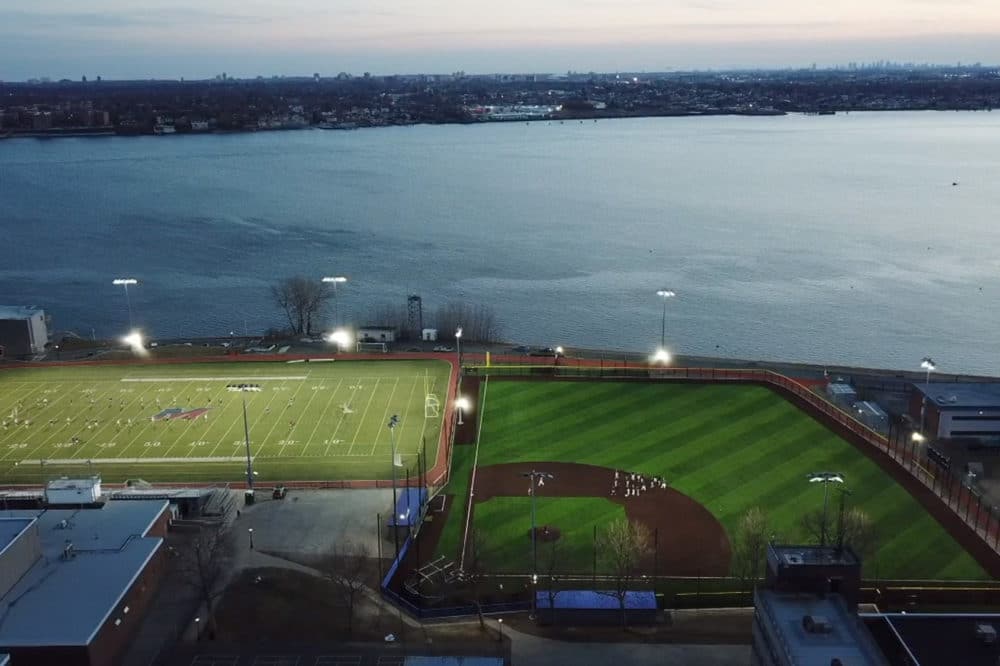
[0,306,43,320]
[47,477,101,491]
[0,501,167,647]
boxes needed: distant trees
[598,518,653,628]
[433,301,502,343]
[271,276,332,336]
[320,540,372,638]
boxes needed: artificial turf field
[0,359,450,484]
[438,379,989,581]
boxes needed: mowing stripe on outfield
[121,376,309,382]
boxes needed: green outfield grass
[0,359,450,484]
[474,497,625,573]
[438,380,989,581]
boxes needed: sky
[2,0,1000,80]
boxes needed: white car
[433,345,454,352]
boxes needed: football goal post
[356,341,388,353]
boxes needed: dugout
[534,590,657,626]
[386,487,428,534]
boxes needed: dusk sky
[3,0,1000,80]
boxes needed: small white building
[358,326,397,343]
[0,306,48,358]
[422,328,438,341]
[45,477,102,506]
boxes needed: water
[2,112,1000,374]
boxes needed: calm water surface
[2,112,1000,373]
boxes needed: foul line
[459,375,488,571]
[120,376,307,382]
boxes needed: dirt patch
[531,525,562,542]
[471,462,732,576]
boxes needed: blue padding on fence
[536,590,656,610]
[387,487,428,527]
[381,536,412,589]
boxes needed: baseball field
[0,359,451,484]
[436,379,989,581]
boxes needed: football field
[0,359,452,484]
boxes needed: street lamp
[388,415,401,558]
[455,396,470,426]
[497,617,504,642]
[455,326,463,368]
[321,276,348,326]
[655,289,676,349]
[248,527,254,550]
[521,469,554,610]
[652,348,671,364]
[919,357,936,436]
[555,346,564,356]
[112,278,139,330]
[121,331,145,356]
[807,472,845,546]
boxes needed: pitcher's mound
[530,525,562,542]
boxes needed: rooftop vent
[803,615,833,634]
[784,553,805,565]
[975,623,997,644]
[61,542,75,561]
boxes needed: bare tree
[271,276,332,335]
[598,518,653,628]
[367,302,410,336]
[732,507,769,605]
[543,538,563,625]
[321,540,372,638]
[839,507,878,563]
[799,508,827,546]
[177,527,232,639]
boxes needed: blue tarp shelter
[387,487,428,528]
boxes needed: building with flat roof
[0,306,48,358]
[864,613,1000,666]
[0,500,170,666]
[910,382,1000,440]
[753,589,888,666]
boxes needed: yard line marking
[0,381,74,450]
[4,382,87,461]
[370,376,403,456]
[116,381,197,458]
[21,456,253,465]
[206,381,287,459]
[258,378,310,455]
[159,380,233,459]
[121,376,308,382]
[281,379,329,456]
[304,378,344,455]
[347,378,381,455]
[70,381,163,459]
[322,380,364,457]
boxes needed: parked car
[433,345,454,352]
[405,347,421,352]
[530,347,557,357]
[509,345,532,354]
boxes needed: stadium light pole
[321,276,348,326]
[112,278,139,330]
[455,396,470,426]
[807,472,844,546]
[919,357,936,437]
[388,415,401,559]
[455,326,463,368]
[231,384,261,500]
[521,469,554,616]
[655,289,676,349]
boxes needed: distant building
[753,544,885,665]
[0,305,49,358]
[358,326,397,343]
[45,477,103,506]
[909,383,1000,440]
[0,501,170,666]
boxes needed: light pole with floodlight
[807,472,845,546]
[388,415,401,558]
[321,276,348,326]
[112,278,139,330]
[655,289,676,349]
[455,396,470,426]
[229,384,261,502]
[521,469,554,612]
[919,357,936,437]
[455,326,463,368]
[248,527,254,550]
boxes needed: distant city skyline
[2,0,1000,80]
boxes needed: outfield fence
[465,363,1000,578]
